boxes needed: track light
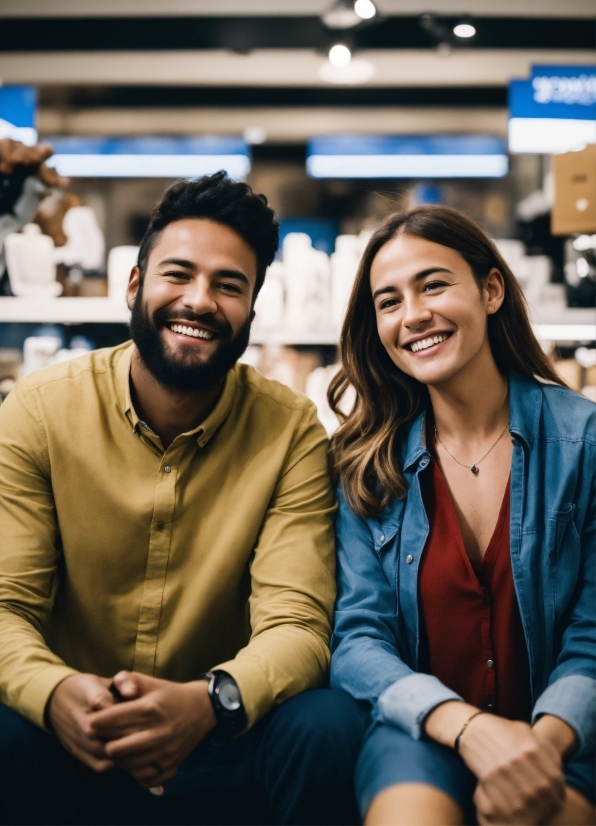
[328,43,352,67]
[354,0,377,20]
[453,22,476,38]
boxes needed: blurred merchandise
[564,235,596,308]
[305,362,356,436]
[331,233,369,329]
[0,348,22,382]
[552,145,596,236]
[282,233,330,332]
[258,344,324,394]
[253,261,284,331]
[493,238,560,313]
[107,245,139,306]
[57,207,105,271]
[4,224,63,297]
[22,334,62,375]
[554,357,582,390]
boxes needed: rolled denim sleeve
[532,675,596,753]
[378,673,463,740]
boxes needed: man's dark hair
[137,171,279,297]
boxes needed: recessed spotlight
[354,0,377,20]
[453,23,476,38]
[329,43,352,68]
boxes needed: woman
[328,206,595,826]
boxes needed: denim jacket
[330,375,596,751]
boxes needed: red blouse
[418,457,532,721]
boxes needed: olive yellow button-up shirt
[0,342,336,731]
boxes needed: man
[0,172,368,824]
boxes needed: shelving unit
[0,297,594,343]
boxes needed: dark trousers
[0,689,369,825]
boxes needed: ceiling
[0,0,593,143]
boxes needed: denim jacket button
[379,534,385,543]
[406,555,414,564]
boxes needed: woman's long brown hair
[328,205,565,520]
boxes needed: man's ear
[127,265,141,311]
[249,308,256,322]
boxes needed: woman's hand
[458,713,566,824]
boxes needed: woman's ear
[484,267,505,314]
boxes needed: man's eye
[219,282,242,293]
[164,271,189,280]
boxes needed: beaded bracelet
[454,710,486,754]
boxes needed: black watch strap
[201,670,247,742]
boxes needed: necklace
[434,423,509,474]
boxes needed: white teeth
[170,323,213,340]
[410,334,448,353]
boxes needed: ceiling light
[318,58,376,85]
[322,1,361,29]
[453,23,476,38]
[243,126,267,145]
[329,44,352,68]
[354,0,377,20]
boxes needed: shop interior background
[0,0,594,428]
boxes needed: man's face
[128,218,257,392]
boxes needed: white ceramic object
[56,206,105,271]
[282,233,331,331]
[4,224,63,297]
[107,245,139,306]
[21,335,62,376]
[253,260,285,330]
[331,234,361,329]
[305,363,356,436]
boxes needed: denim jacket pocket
[547,503,581,617]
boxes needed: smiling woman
[327,206,596,826]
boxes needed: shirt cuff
[532,674,596,753]
[377,673,464,740]
[18,664,80,731]
[211,657,274,731]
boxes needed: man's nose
[182,279,218,316]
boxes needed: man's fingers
[112,670,156,699]
[89,700,155,735]
[104,728,160,760]
[37,162,70,188]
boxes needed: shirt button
[487,659,494,668]
[164,465,171,473]
[380,535,385,543]
[406,555,414,564]
[156,522,165,531]
[486,704,494,711]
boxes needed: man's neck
[130,349,224,450]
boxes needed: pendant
[471,465,479,474]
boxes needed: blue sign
[509,65,595,121]
[45,136,248,156]
[0,86,36,128]
[308,135,506,157]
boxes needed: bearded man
[0,173,367,825]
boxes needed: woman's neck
[428,350,509,441]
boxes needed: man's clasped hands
[48,672,217,791]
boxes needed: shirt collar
[116,341,238,447]
[508,372,541,449]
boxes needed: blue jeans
[0,689,369,825]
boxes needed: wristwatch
[201,670,247,742]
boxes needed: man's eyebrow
[372,267,453,301]
[158,257,197,271]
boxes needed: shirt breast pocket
[547,503,581,616]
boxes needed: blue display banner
[308,135,506,156]
[0,86,36,128]
[509,66,595,121]
[45,136,248,155]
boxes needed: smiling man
[0,173,367,825]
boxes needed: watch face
[217,677,242,712]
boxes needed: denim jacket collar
[401,372,543,471]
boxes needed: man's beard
[130,287,251,392]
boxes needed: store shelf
[0,297,130,324]
[0,297,593,342]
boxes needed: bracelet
[454,710,486,754]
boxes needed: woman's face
[370,233,504,388]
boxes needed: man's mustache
[152,307,232,338]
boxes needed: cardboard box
[551,144,596,236]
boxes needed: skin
[0,138,70,188]
[48,217,259,788]
[366,234,595,826]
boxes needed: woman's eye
[424,281,446,292]
[379,298,400,310]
